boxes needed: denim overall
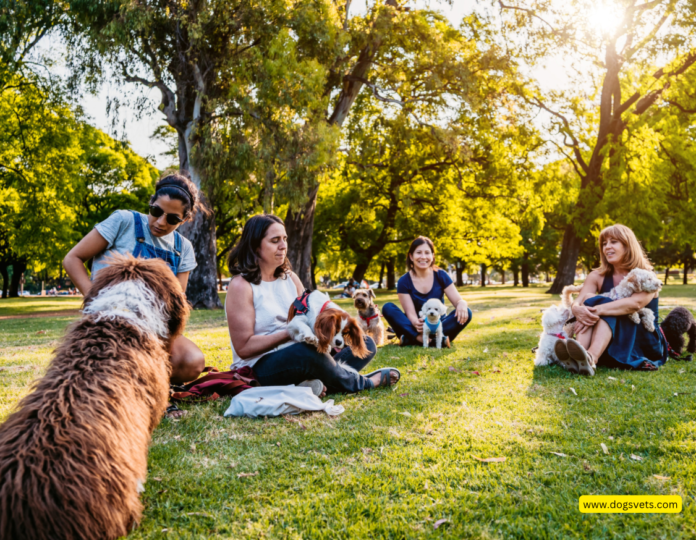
[130,211,182,275]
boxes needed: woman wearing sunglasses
[63,171,205,392]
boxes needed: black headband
[156,181,194,209]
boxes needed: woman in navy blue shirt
[382,236,472,346]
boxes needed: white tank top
[229,275,299,368]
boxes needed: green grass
[1,286,695,539]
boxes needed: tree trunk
[684,261,689,285]
[0,263,8,298]
[547,224,582,294]
[178,196,222,309]
[285,185,319,288]
[379,261,385,289]
[310,253,317,289]
[9,260,26,298]
[665,267,670,285]
[480,263,487,288]
[513,265,519,286]
[500,268,505,285]
[545,271,550,283]
[386,258,396,290]
[522,253,530,288]
[352,262,370,283]
[455,262,464,287]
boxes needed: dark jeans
[253,337,377,394]
[382,302,473,345]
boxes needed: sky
[76,0,573,169]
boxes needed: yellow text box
[579,495,682,513]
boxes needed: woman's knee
[170,337,205,384]
[364,336,377,359]
[382,302,399,315]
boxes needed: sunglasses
[149,205,184,225]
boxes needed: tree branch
[497,1,557,32]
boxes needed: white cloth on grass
[224,386,345,418]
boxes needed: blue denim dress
[130,210,182,275]
[583,273,667,368]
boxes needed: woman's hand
[455,300,469,324]
[410,316,424,332]
[572,303,599,327]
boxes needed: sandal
[298,379,325,397]
[638,361,658,371]
[566,339,595,377]
[554,339,579,374]
[366,367,401,388]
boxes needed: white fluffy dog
[535,304,573,366]
[419,298,447,349]
[563,268,662,332]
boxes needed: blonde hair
[597,224,652,275]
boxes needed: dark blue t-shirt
[396,269,453,315]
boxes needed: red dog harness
[292,290,332,316]
[548,333,566,340]
[359,310,381,324]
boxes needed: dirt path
[0,310,81,321]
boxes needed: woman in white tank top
[225,215,400,393]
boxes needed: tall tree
[496,0,696,293]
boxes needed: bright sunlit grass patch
[1,285,694,538]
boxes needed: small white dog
[419,298,448,349]
[535,304,573,366]
[563,268,662,332]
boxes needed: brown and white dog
[287,290,368,358]
[0,254,190,540]
[353,288,386,346]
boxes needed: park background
[4,0,696,302]
[2,1,696,537]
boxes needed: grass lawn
[1,285,695,539]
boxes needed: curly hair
[149,170,205,220]
[227,214,292,285]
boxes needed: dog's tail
[561,285,583,308]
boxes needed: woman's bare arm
[63,229,109,295]
[571,271,604,327]
[444,283,469,324]
[398,293,423,332]
[226,276,290,359]
[289,272,304,296]
[592,291,655,317]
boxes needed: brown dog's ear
[344,316,369,358]
[287,304,297,322]
[314,310,339,355]
[369,288,376,300]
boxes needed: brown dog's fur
[353,288,386,346]
[0,254,189,540]
[314,309,369,357]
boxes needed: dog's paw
[302,332,318,345]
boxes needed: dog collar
[292,290,312,315]
[320,300,332,313]
[548,333,566,340]
[359,310,380,323]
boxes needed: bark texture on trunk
[665,267,670,285]
[548,225,581,293]
[455,263,464,287]
[9,260,26,298]
[179,199,222,309]
[480,264,487,288]
[386,259,396,290]
[285,185,319,288]
[513,266,519,286]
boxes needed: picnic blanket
[224,386,345,418]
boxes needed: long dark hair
[149,171,204,220]
[406,236,440,272]
[228,214,292,284]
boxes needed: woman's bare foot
[368,368,400,387]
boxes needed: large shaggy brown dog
[0,254,189,540]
